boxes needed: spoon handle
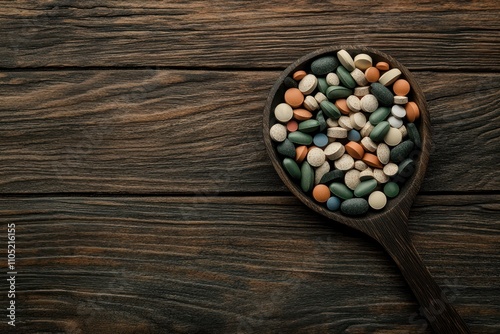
[380,231,470,333]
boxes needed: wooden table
[1,1,499,333]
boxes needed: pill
[274,103,294,122]
[335,99,351,115]
[375,62,390,71]
[364,67,380,83]
[326,85,353,100]
[354,86,370,97]
[373,168,389,184]
[293,108,313,121]
[407,123,421,148]
[337,49,355,71]
[326,118,339,127]
[361,136,377,152]
[319,169,344,184]
[394,96,409,105]
[284,77,298,88]
[348,129,361,142]
[277,139,296,158]
[283,158,301,180]
[383,162,398,177]
[326,196,341,211]
[315,161,331,184]
[384,182,400,198]
[338,116,353,130]
[390,140,415,164]
[299,74,318,95]
[326,72,340,86]
[370,83,394,107]
[354,179,378,197]
[337,65,357,89]
[311,56,339,76]
[379,68,401,86]
[314,92,328,104]
[321,101,341,119]
[312,184,331,203]
[346,95,361,112]
[286,120,298,132]
[327,127,348,139]
[376,143,390,164]
[359,167,374,181]
[369,107,391,125]
[370,121,391,142]
[307,145,318,153]
[298,119,320,133]
[315,111,327,131]
[334,154,355,171]
[393,79,410,96]
[350,112,367,130]
[288,131,313,145]
[388,115,404,128]
[313,133,329,148]
[324,142,345,160]
[360,121,374,137]
[300,161,315,192]
[391,105,406,118]
[368,191,387,210]
[384,127,403,146]
[293,70,307,81]
[284,88,304,108]
[362,152,383,169]
[405,102,420,122]
[360,94,379,113]
[295,145,308,163]
[303,95,319,111]
[270,123,287,142]
[307,147,326,167]
[345,141,365,160]
[317,78,329,94]
[341,198,369,215]
[399,124,408,138]
[354,54,372,70]
[345,169,361,190]
[398,158,416,178]
[350,68,369,86]
[329,182,354,200]
[354,160,368,171]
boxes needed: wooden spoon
[263,46,470,333]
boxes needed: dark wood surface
[0,1,499,333]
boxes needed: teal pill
[311,56,339,76]
[370,82,394,107]
[354,179,378,197]
[283,158,301,180]
[369,107,391,125]
[390,140,414,164]
[384,182,400,198]
[326,196,341,211]
[320,101,341,119]
[298,119,320,133]
[300,161,314,192]
[326,86,353,100]
[336,65,356,89]
[313,133,329,148]
[348,129,361,142]
[341,198,369,215]
[369,121,390,142]
[288,131,313,145]
[276,139,296,158]
[329,182,353,200]
[317,78,329,94]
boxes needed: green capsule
[329,182,353,200]
[398,158,415,178]
[288,131,313,145]
[354,179,378,197]
[369,121,390,142]
[341,198,369,215]
[300,162,314,192]
[326,86,353,100]
[311,56,339,76]
[317,78,329,94]
[276,139,296,159]
[336,65,356,89]
[298,119,320,133]
[282,158,301,180]
[407,123,422,148]
[320,100,341,119]
[369,107,391,125]
[390,140,414,164]
[370,82,394,107]
[319,170,344,184]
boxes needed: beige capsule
[327,127,348,139]
[303,95,319,111]
[334,154,355,171]
[354,160,368,171]
[324,142,345,160]
[373,168,389,184]
[345,169,361,190]
[376,143,390,164]
[361,137,377,152]
[314,161,331,184]
[338,116,353,130]
[383,162,398,177]
[350,112,367,130]
[359,167,374,181]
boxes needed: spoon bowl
[263,46,470,333]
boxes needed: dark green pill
[277,139,296,158]
[326,86,353,100]
[384,182,400,198]
[300,162,314,192]
[319,170,344,184]
[390,140,414,164]
[329,182,353,200]
[317,78,329,94]
[311,56,339,76]
[354,179,378,197]
[398,158,415,178]
[284,76,298,89]
[298,119,320,133]
[316,110,327,131]
[369,107,391,125]
[283,158,301,180]
[370,82,394,107]
[370,121,390,142]
[336,65,356,89]
[288,131,313,145]
[341,198,369,215]
[320,100,341,119]
[407,123,422,148]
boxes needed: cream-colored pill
[388,115,403,128]
[314,92,327,104]
[299,74,318,95]
[337,49,355,71]
[354,160,368,171]
[307,147,326,167]
[379,68,402,86]
[324,142,345,160]
[383,162,398,177]
[391,105,406,118]
[327,127,348,139]
[350,68,368,86]
[360,121,374,137]
[373,168,389,184]
[394,95,409,105]
[360,94,379,113]
[269,123,287,142]
[359,167,374,181]
[368,191,387,210]
[338,116,353,130]
[350,112,367,130]
[326,72,340,86]
[346,95,361,112]
[314,161,330,184]
[326,118,339,128]
[354,54,372,70]
[361,137,377,152]
[303,95,319,111]
[354,86,370,97]
[376,143,390,164]
[274,103,293,122]
[399,124,408,138]
[384,127,403,146]
[345,169,361,190]
[334,154,355,171]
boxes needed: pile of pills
[270,49,421,215]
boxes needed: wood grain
[0,1,499,70]
[1,195,498,333]
[0,70,498,194]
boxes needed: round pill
[307,147,326,167]
[361,136,377,152]
[384,127,403,146]
[354,160,368,171]
[405,102,420,122]
[326,72,340,86]
[299,74,318,95]
[354,54,372,70]
[286,120,298,132]
[293,108,312,121]
[284,77,298,89]
[391,105,406,118]
[388,115,403,128]
[327,127,348,139]
[345,141,365,160]
[373,168,389,184]
[274,103,293,122]
[324,142,345,160]
[295,145,308,163]
[346,95,361,112]
[368,191,387,210]
[393,79,411,96]
[315,161,331,184]
[399,124,408,138]
[337,49,355,71]
[350,112,367,130]
[394,95,409,105]
[326,118,339,128]
[360,121,374,137]
[354,86,370,97]
[365,67,380,83]
[377,143,390,164]
[384,182,400,198]
[335,99,351,115]
[345,169,361,190]
[338,116,353,130]
[359,167,374,181]
[360,94,379,113]
[314,92,327,104]
[303,95,319,111]
[313,133,329,148]
[350,68,368,86]
[379,68,402,86]
[383,162,398,177]
[312,184,331,203]
[334,154,355,171]
[284,88,304,108]
[362,153,383,169]
[348,129,361,142]
[270,123,287,142]
[293,70,307,81]
[375,62,390,71]
[326,196,341,211]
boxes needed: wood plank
[0,70,498,194]
[0,1,499,70]
[0,195,498,333]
